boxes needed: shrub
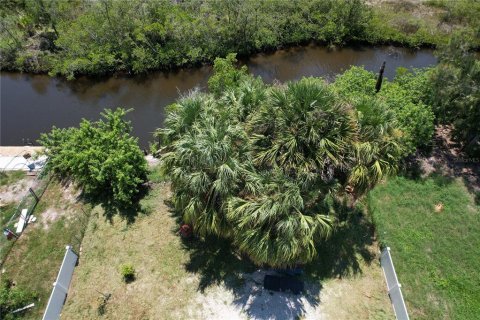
[333,66,435,154]
[379,81,435,153]
[39,108,148,211]
[0,278,37,319]
[428,35,480,156]
[207,53,249,96]
[120,264,135,282]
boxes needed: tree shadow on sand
[179,204,376,319]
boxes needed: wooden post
[375,61,386,93]
[29,188,39,202]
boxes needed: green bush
[39,108,148,211]
[333,66,435,154]
[120,264,135,282]
[207,53,249,96]
[0,278,37,319]
[427,35,480,156]
[379,81,435,153]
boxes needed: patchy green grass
[61,181,201,319]
[369,175,480,319]
[0,203,17,228]
[0,171,25,187]
[0,203,18,265]
[0,180,90,319]
[367,0,480,48]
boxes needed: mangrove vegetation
[1,0,479,78]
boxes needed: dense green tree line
[428,36,480,157]
[1,0,478,78]
[155,54,435,267]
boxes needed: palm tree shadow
[181,235,323,319]
[231,270,322,319]
[177,204,374,318]
[181,235,255,292]
[305,206,376,281]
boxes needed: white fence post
[42,245,78,320]
[380,247,410,320]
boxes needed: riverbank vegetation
[1,0,478,78]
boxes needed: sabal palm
[248,78,357,185]
[227,170,333,267]
[155,91,206,147]
[162,95,251,236]
[160,76,404,268]
[348,98,403,196]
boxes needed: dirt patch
[39,208,61,230]
[0,146,43,157]
[145,155,160,168]
[189,260,392,320]
[62,180,82,204]
[36,182,81,230]
[416,125,480,195]
[0,175,37,204]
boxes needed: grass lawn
[0,171,26,187]
[61,168,393,320]
[369,175,480,319]
[61,181,202,320]
[0,179,90,319]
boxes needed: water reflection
[0,45,436,147]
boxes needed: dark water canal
[0,45,437,147]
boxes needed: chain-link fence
[0,170,51,266]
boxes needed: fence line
[1,168,51,266]
[43,245,78,320]
[380,247,410,320]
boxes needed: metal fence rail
[380,247,410,320]
[43,245,78,320]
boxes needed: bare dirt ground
[0,175,37,204]
[188,263,392,320]
[0,146,44,157]
[417,125,480,196]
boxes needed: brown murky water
[0,45,436,148]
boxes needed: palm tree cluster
[156,70,404,268]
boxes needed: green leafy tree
[333,66,435,154]
[39,108,148,211]
[207,53,249,96]
[429,34,480,156]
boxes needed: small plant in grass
[120,264,135,283]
